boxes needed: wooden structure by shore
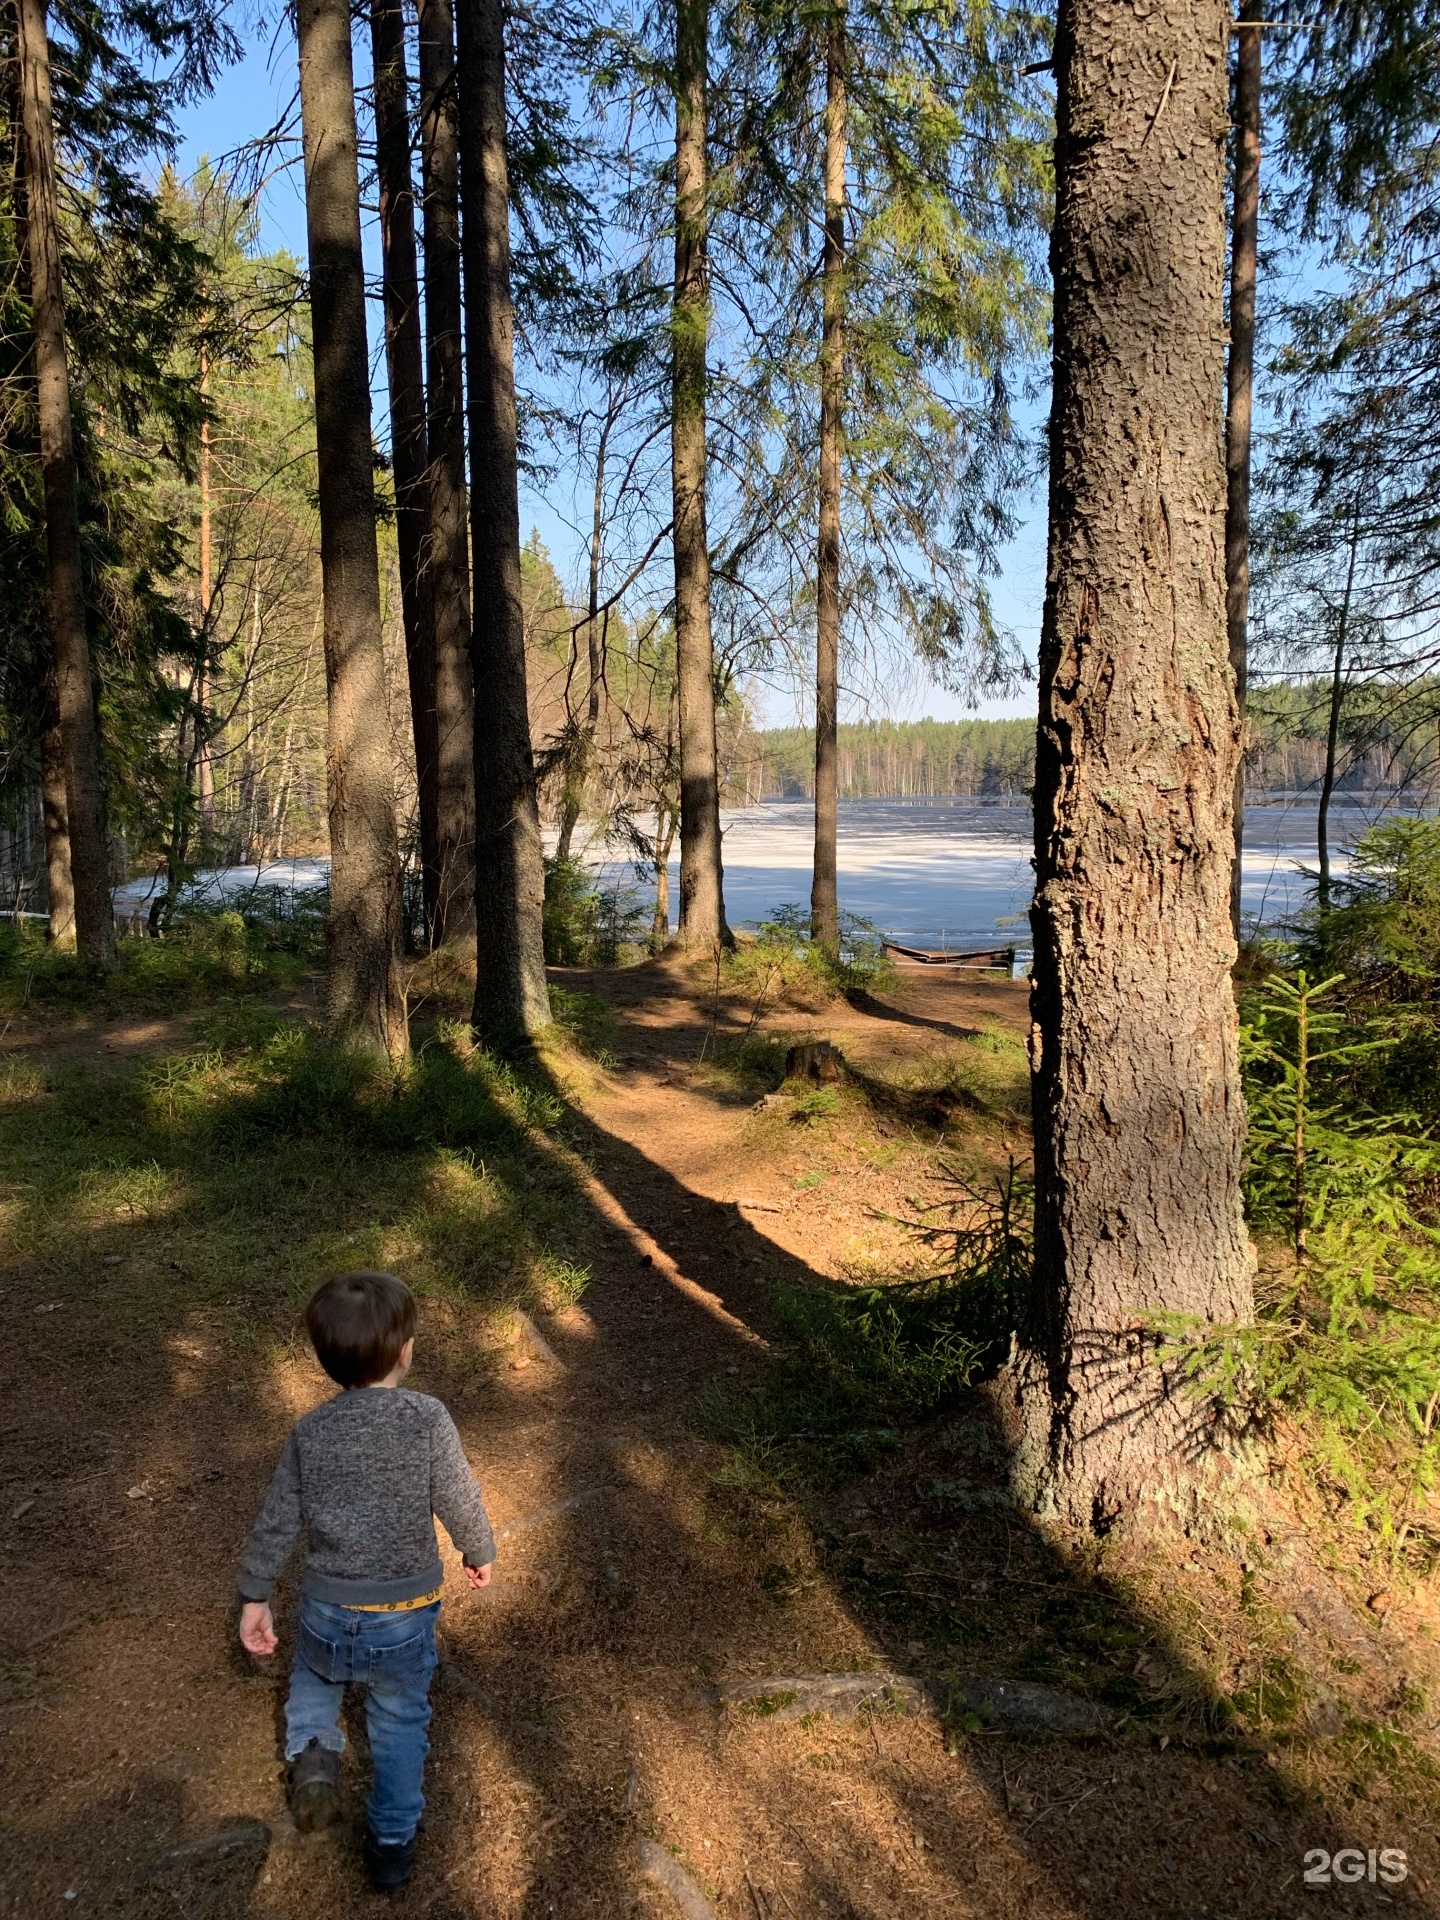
[883,940,1017,972]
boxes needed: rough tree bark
[999,0,1254,1529]
[1225,0,1262,941]
[16,0,112,961]
[39,670,73,942]
[372,0,441,942]
[296,0,409,1061]
[810,10,846,954]
[197,339,214,829]
[418,0,476,943]
[10,111,74,941]
[670,0,728,951]
[454,0,550,1045]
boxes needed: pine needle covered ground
[3,922,1439,1917]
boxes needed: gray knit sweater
[238,1387,496,1607]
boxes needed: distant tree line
[745,693,1440,805]
[750,717,1034,799]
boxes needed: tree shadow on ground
[844,983,986,1043]
[0,1013,1435,1918]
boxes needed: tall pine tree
[1000,0,1253,1526]
[296,0,408,1061]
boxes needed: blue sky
[171,22,1048,730]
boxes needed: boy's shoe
[364,1827,417,1893]
[288,1739,343,1833]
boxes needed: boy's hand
[239,1601,278,1657]
[463,1561,493,1592]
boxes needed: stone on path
[702,1670,921,1722]
[637,1836,720,1920]
[701,1669,1111,1734]
[145,1821,270,1878]
[955,1677,1112,1734]
[495,1484,617,1541]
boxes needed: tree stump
[785,1039,844,1084]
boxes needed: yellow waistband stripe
[347,1586,443,1613]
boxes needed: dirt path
[3,966,1437,1919]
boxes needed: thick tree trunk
[296,0,408,1061]
[372,0,441,944]
[670,0,728,951]
[811,14,846,954]
[17,0,112,963]
[1225,0,1261,942]
[11,115,74,944]
[418,0,476,945]
[1000,0,1253,1530]
[197,341,214,830]
[39,666,73,944]
[454,0,550,1045]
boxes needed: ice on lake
[110,796,1409,951]
[570,797,1386,949]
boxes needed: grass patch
[0,1011,596,1396]
[705,1031,790,1093]
[848,1026,1031,1122]
[545,986,621,1065]
[0,903,323,1017]
[698,1166,1029,1497]
[722,907,896,1018]
[1333,1712,1439,1804]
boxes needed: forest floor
[3,947,1440,1919]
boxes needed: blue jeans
[284,1596,440,1845]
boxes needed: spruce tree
[1225,2,1263,938]
[15,0,112,961]
[721,0,1046,943]
[811,3,844,953]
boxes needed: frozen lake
[113,796,1410,952]
[581,797,1390,948]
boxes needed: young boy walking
[237,1270,495,1892]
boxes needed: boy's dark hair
[306,1271,416,1388]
